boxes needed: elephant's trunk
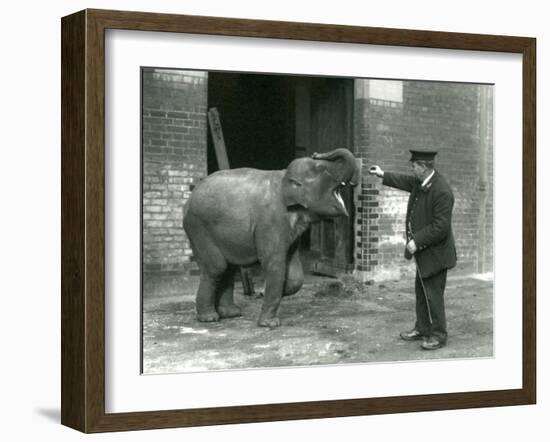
[312,148,360,186]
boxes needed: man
[369,150,457,350]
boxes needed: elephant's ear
[282,158,317,208]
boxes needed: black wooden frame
[61,9,536,433]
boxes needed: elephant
[182,148,359,327]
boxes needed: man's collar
[420,170,435,192]
[421,170,435,187]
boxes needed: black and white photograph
[141,68,494,374]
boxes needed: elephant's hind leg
[195,274,222,322]
[216,266,241,319]
[184,213,227,322]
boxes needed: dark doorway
[207,72,354,276]
[207,72,295,172]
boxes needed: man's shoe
[400,329,426,341]
[421,337,445,350]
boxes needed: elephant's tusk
[334,189,347,215]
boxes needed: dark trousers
[414,268,448,343]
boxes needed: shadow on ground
[142,273,493,374]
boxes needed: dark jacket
[383,170,457,278]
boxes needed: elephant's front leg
[258,258,286,328]
[283,243,304,297]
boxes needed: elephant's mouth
[333,186,348,217]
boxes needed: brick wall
[142,68,208,274]
[354,79,494,281]
[141,72,493,281]
[482,87,494,272]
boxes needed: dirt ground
[142,272,493,374]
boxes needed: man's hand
[406,240,417,255]
[368,165,384,178]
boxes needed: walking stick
[413,255,433,325]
